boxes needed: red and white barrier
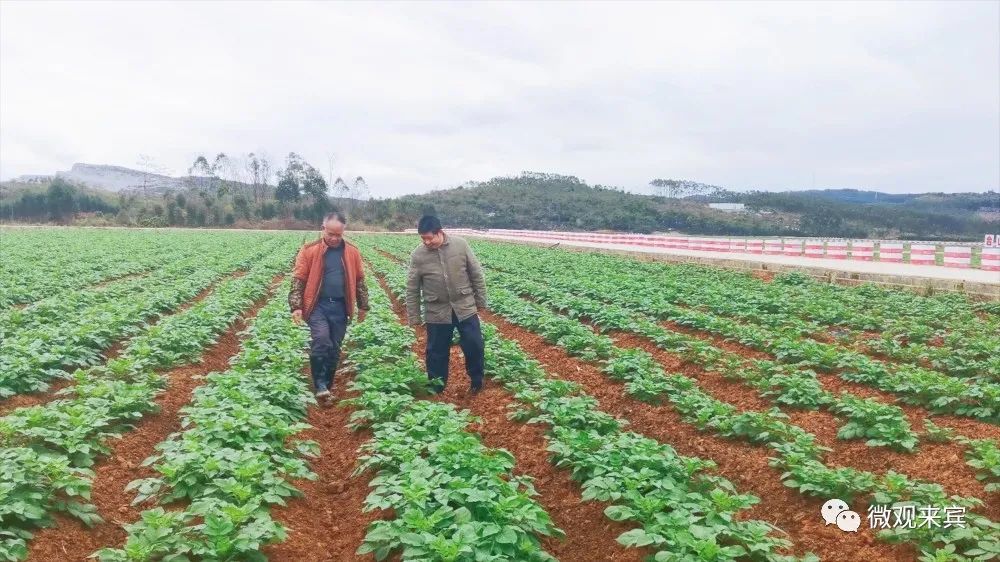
[851,241,874,261]
[910,244,936,266]
[764,239,783,255]
[827,241,848,259]
[783,240,803,256]
[448,229,990,271]
[879,243,903,263]
[943,246,971,269]
[708,239,728,252]
[804,239,824,258]
[982,247,1000,271]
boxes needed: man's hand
[291,309,303,325]
[358,309,368,323]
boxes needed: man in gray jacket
[405,215,487,394]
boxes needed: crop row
[0,237,238,340]
[467,240,999,380]
[371,235,998,420]
[96,280,316,561]
[0,251,289,561]
[360,236,999,561]
[921,422,1000,495]
[0,240,284,399]
[0,229,220,309]
[359,245,813,562]
[0,235,229,338]
[487,267,923,452]
[478,266,1000,494]
[478,282,999,560]
[466,245,1000,418]
[340,262,562,561]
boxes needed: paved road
[466,233,1000,285]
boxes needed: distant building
[708,203,746,213]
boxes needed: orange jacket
[288,239,369,320]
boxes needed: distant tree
[275,175,300,204]
[47,178,78,221]
[301,166,328,201]
[188,155,219,192]
[649,178,722,199]
[245,152,272,204]
[213,153,234,196]
[351,176,369,201]
[332,177,350,198]
[137,154,169,197]
[274,152,327,205]
[233,194,252,221]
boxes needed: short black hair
[417,215,442,234]
[323,211,347,225]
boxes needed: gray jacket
[405,234,487,325]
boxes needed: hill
[781,189,919,205]
[389,173,799,235]
[380,174,996,239]
[12,163,185,193]
[1,169,995,240]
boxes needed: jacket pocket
[459,287,473,295]
[426,294,440,302]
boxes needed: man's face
[420,231,444,249]
[322,220,345,246]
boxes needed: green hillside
[2,172,995,240]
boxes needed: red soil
[24,277,281,561]
[373,274,648,562]
[477,309,916,562]
[0,270,246,416]
[264,366,382,562]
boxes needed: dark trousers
[307,299,348,391]
[425,311,484,390]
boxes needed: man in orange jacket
[289,211,369,403]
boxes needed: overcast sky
[1,1,998,196]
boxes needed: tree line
[1,152,373,228]
[1,166,994,240]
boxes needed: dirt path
[373,274,647,561]
[24,277,280,562]
[476,308,916,562]
[0,270,247,416]
[608,329,999,517]
[264,365,381,562]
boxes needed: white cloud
[1,0,997,195]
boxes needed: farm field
[0,227,997,562]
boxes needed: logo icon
[836,510,861,532]
[821,498,850,526]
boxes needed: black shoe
[315,388,332,403]
[325,356,338,392]
[310,356,330,398]
[469,384,483,396]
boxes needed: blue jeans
[307,299,347,391]
[425,312,484,391]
